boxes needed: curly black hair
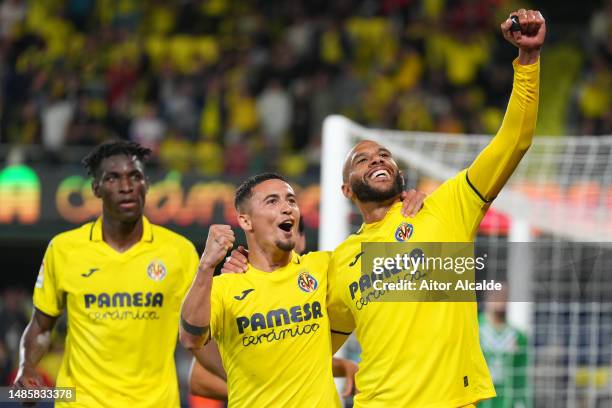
[82,141,152,178]
[234,172,288,212]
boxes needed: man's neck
[102,215,143,253]
[246,239,292,272]
[356,196,400,224]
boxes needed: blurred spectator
[577,53,611,135]
[7,99,40,144]
[310,70,334,137]
[0,0,26,40]
[41,89,75,155]
[0,288,30,384]
[0,0,609,174]
[224,135,251,175]
[159,130,192,173]
[316,19,353,67]
[290,79,312,151]
[479,286,529,408]
[130,103,165,154]
[0,288,29,357]
[194,139,223,175]
[199,75,225,140]
[286,11,315,60]
[256,78,293,150]
[589,0,612,48]
[106,55,139,109]
[226,79,257,140]
[161,73,199,138]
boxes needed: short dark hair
[82,141,152,178]
[234,173,288,212]
[298,217,305,234]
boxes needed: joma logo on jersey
[236,301,323,334]
[395,222,414,241]
[84,292,164,308]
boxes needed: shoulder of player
[419,170,468,208]
[150,223,190,244]
[47,222,97,249]
[332,234,361,257]
[211,272,247,298]
[150,224,197,252]
[297,250,331,268]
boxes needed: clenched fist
[199,225,235,272]
[501,9,546,64]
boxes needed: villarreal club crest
[297,271,318,293]
[395,222,414,241]
[147,260,167,281]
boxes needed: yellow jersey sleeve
[33,240,64,317]
[425,169,489,241]
[468,58,539,201]
[327,253,355,335]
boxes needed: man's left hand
[400,189,427,217]
[501,9,546,57]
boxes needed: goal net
[320,115,612,408]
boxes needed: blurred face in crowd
[93,154,148,223]
[342,140,404,203]
[485,285,508,323]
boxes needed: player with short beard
[180,173,351,407]
[186,215,362,401]
[350,165,404,203]
[327,9,546,408]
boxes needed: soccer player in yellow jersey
[13,141,199,407]
[185,217,363,401]
[327,9,546,408]
[180,173,360,407]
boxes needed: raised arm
[13,309,58,390]
[180,225,234,350]
[468,9,546,201]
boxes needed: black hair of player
[234,173,288,212]
[298,217,305,235]
[82,141,152,179]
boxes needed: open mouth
[368,168,391,181]
[278,221,294,232]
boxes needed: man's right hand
[199,225,235,272]
[221,245,249,273]
[13,366,44,406]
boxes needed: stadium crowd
[1,0,610,176]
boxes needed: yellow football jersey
[33,217,198,408]
[328,170,496,408]
[210,251,341,408]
